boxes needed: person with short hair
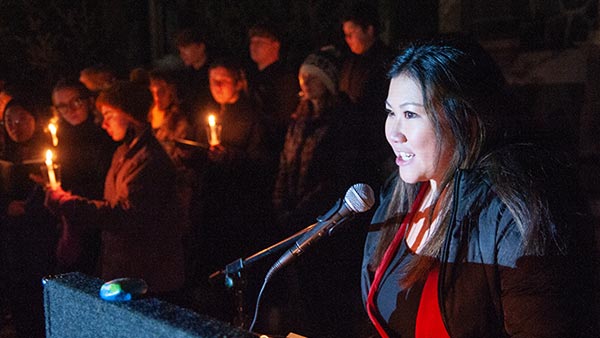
[191,57,271,280]
[175,28,210,72]
[247,21,299,158]
[339,1,396,193]
[174,27,215,119]
[340,1,394,106]
[45,80,185,297]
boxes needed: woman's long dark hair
[370,37,563,287]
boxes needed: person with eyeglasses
[50,78,117,275]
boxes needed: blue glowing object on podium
[99,278,148,302]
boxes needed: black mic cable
[248,183,375,333]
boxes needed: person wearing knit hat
[270,46,369,336]
[298,48,340,96]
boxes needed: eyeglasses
[54,97,85,114]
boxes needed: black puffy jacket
[362,157,596,337]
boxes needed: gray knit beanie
[299,47,340,95]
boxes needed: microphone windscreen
[344,183,375,213]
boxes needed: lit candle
[48,121,58,146]
[208,114,220,146]
[45,149,58,189]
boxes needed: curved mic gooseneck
[249,183,375,333]
[267,183,375,277]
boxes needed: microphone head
[344,183,375,213]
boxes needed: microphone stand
[209,199,348,329]
[208,222,318,328]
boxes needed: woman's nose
[387,121,407,143]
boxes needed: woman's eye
[385,109,395,117]
[404,111,417,119]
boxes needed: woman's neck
[149,105,166,129]
[405,182,444,253]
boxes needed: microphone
[268,183,375,276]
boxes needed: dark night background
[3,0,596,89]
[0,0,438,88]
[0,0,599,334]
[1,0,599,288]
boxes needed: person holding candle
[45,80,185,300]
[0,94,57,338]
[191,57,271,290]
[361,37,596,337]
[199,58,268,163]
[50,78,117,274]
[51,79,116,199]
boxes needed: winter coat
[55,127,185,293]
[272,95,363,231]
[362,148,596,337]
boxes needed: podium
[43,272,256,338]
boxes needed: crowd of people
[0,1,597,338]
[0,3,393,337]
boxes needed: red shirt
[415,267,450,338]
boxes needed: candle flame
[48,121,58,146]
[208,114,216,127]
[45,149,53,164]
